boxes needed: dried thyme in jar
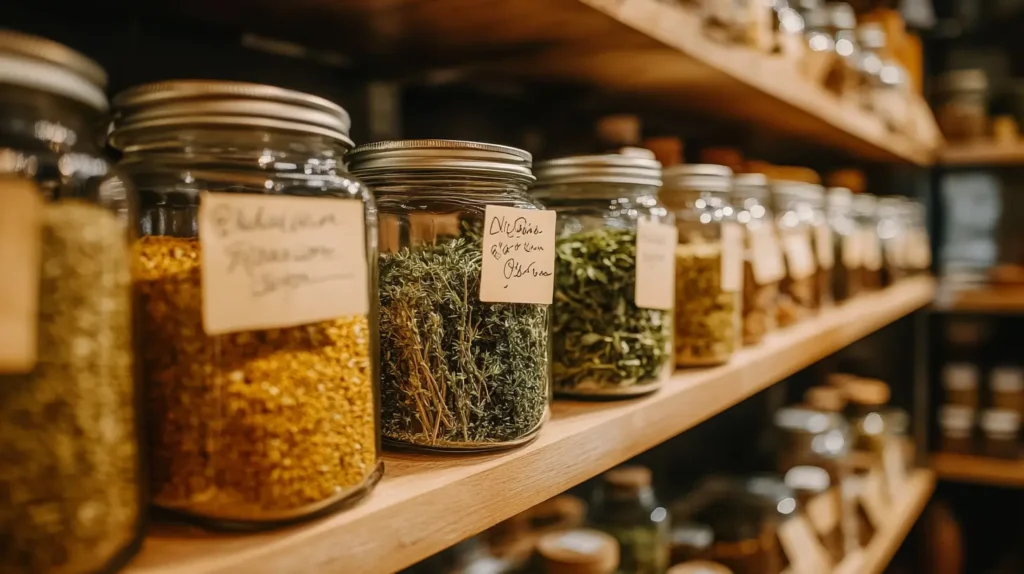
[533,155,674,397]
[733,173,784,346]
[350,139,552,450]
[663,164,742,367]
[1,201,140,574]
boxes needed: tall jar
[110,81,381,527]
[350,140,551,449]
[852,193,883,291]
[733,174,783,346]
[774,182,819,327]
[591,467,670,574]
[533,155,673,397]
[0,32,143,573]
[903,200,932,276]
[805,185,834,308]
[826,187,861,302]
[877,197,908,286]
[662,164,742,366]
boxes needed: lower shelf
[932,452,1024,487]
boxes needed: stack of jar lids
[0,30,107,111]
[109,80,353,147]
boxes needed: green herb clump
[379,232,549,449]
[552,227,671,395]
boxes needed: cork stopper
[844,378,891,406]
[805,386,847,412]
[668,560,734,574]
[603,466,652,492]
[644,136,684,167]
[538,529,619,574]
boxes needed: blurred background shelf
[123,278,934,574]
[941,141,1024,166]
[932,453,1024,487]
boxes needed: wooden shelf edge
[931,452,1024,487]
[125,277,935,574]
[940,141,1024,166]
[837,470,936,574]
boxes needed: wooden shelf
[934,284,1024,313]
[941,141,1024,166]
[124,277,934,574]
[188,0,940,164]
[835,470,936,574]
[932,453,1024,487]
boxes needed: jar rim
[534,154,661,187]
[349,139,534,182]
[0,32,108,112]
[0,30,106,87]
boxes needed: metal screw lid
[348,139,534,182]
[109,80,353,148]
[663,163,731,192]
[0,30,107,111]
[533,154,661,187]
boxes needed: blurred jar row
[940,363,1024,459]
[0,30,929,573]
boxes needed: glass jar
[939,405,975,455]
[733,173,783,346]
[855,23,886,113]
[774,181,819,326]
[533,155,673,397]
[824,3,861,102]
[826,187,861,302]
[804,185,834,308]
[877,197,908,286]
[349,140,551,449]
[590,466,670,574]
[980,409,1020,459]
[991,366,1024,416]
[943,363,980,409]
[662,164,742,366]
[0,32,144,572]
[902,200,931,276]
[936,69,988,142]
[110,80,381,527]
[670,523,715,565]
[851,193,883,291]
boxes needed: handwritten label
[815,224,835,270]
[778,515,834,574]
[782,229,816,280]
[861,228,882,271]
[479,205,556,304]
[0,179,41,373]
[198,192,369,335]
[635,218,678,310]
[721,222,743,292]
[750,224,786,284]
[841,233,862,269]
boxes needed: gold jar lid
[602,465,653,492]
[537,529,619,574]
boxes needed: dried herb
[778,276,817,327]
[674,243,738,366]
[135,235,378,522]
[0,201,139,574]
[551,227,671,395]
[378,231,549,449]
[742,261,779,345]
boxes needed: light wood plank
[124,277,934,574]
[941,141,1024,166]
[932,452,1024,487]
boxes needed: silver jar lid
[533,154,661,187]
[663,163,731,192]
[109,80,352,147]
[348,139,534,182]
[0,30,107,111]
[826,2,857,30]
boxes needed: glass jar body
[827,202,862,302]
[852,202,883,291]
[666,188,741,366]
[591,485,669,574]
[120,127,381,527]
[536,182,673,397]
[368,174,551,450]
[776,199,819,327]
[878,202,909,286]
[0,86,144,572]
[734,191,781,346]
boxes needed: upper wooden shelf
[940,141,1024,166]
[189,0,940,164]
[124,277,934,574]
[934,284,1024,313]
[932,452,1024,487]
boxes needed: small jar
[533,155,673,397]
[826,187,861,302]
[351,140,551,450]
[939,405,975,455]
[877,197,909,286]
[942,363,979,409]
[590,467,670,574]
[733,173,784,346]
[112,81,381,526]
[842,378,892,455]
[774,181,819,326]
[855,23,886,112]
[662,164,742,366]
[824,3,862,101]
[980,409,1020,459]
[805,185,834,308]
[670,523,715,565]
[902,201,932,276]
[990,366,1024,416]
[936,69,988,142]
[537,529,620,574]
[851,194,883,291]
[0,31,144,572]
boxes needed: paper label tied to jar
[815,224,835,270]
[635,218,678,310]
[782,229,817,280]
[479,205,556,305]
[750,224,786,285]
[198,192,370,335]
[841,233,862,269]
[0,178,41,373]
[721,222,743,292]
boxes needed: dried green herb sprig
[551,227,671,395]
[674,243,739,366]
[379,231,549,449]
